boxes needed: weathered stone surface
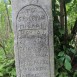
[12,0,54,77]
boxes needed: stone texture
[12,0,54,77]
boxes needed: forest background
[0,0,77,77]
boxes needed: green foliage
[59,0,72,4]
[53,0,77,77]
[0,0,16,77]
[65,0,72,4]
[0,59,16,77]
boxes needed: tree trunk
[60,0,64,29]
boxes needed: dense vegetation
[53,0,77,77]
[0,0,16,77]
[0,0,77,77]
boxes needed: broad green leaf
[58,52,64,57]
[0,72,3,76]
[65,55,71,61]
[64,59,72,71]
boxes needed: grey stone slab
[12,0,54,77]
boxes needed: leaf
[0,72,3,76]
[58,52,64,57]
[59,29,65,35]
[73,70,77,77]
[65,55,71,62]
[64,59,72,71]
[69,48,76,54]
[59,72,68,77]
[59,57,65,61]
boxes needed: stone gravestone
[12,0,54,77]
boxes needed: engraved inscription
[16,5,49,77]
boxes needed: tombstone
[12,0,54,77]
